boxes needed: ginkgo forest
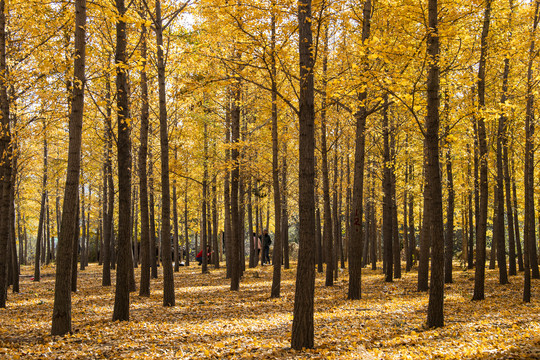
[2,0,540,358]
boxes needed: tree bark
[444,126,454,284]
[154,0,175,306]
[34,123,48,282]
[512,155,523,271]
[282,139,290,269]
[51,0,86,334]
[321,26,333,287]
[291,0,316,349]
[523,0,540,302]
[149,144,158,279]
[230,81,241,290]
[71,198,79,292]
[102,68,113,287]
[270,6,282,298]
[383,96,393,282]
[347,0,371,300]
[390,116,400,279]
[425,0,445,328]
[472,0,492,302]
[112,0,132,320]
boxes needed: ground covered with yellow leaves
[1,263,540,359]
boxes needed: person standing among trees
[262,229,272,265]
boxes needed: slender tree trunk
[426,0,444,327]
[80,178,86,271]
[248,178,255,268]
[347,0,371,300]
[510,157,523,272]
[71,198,79,292]
[472,0,492,301]
[154,0,175,306]
[418,168,430,293]
[371,166,378,270]
[391,117,400,279]
[445,126,454,284]
[291,0,316,349]
[495,66,509,284]
[184,179,190,266]
[224,104,232,276]
[270,7,282,298]
[50,0,86,334]
[523,0,540,302]
[408,163,415,270]
[212,175,219,267]
[230,78,241,290]
[102,68,113,287]
[332,123,340,279]
[9,156,18,293]
[112,0,132,320]
[316,207,323,272]
[490,192,497,270]
[46,194,51,265]
[282,139,289,269]
[467,144,474,269]
[383,96,393,282]
[35,120,49,282]
[173,148,179,272]
[321,27,333,287]
[149,145,158,279]
[404,157,410,272]
[17,201,22,267]
[202,121,209,274]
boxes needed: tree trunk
[9,155,18,293]
[347,0,371,300]
[154,0,175,307]
[248,178,255,268]
[426,0,444,327]
[467,144,474,269]
[404,156,410,272]
[112,0,132,320]
[202,121,209,274]
[282,139,290,269]
[270,7,282,298]
[408,163,415,270]
[80,177,86,271]
[224,104,232,277]
[230,80,241,290]
[50,0,86,334]
[291,0,316,349]
[102,68,113,287]
[445,126,454,284]
[71,198,79,292]
[149,145,158,279]
[321,27,333,287]
[391,117,400,279]
[316,207,323,273]
[184,179,190,266]
[212,175,219,267]
[472,0,492,302]
[523,0,540,302]
[173,148,179,272]
[383,96,393,283]
[35,120,48,282]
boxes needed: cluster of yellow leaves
[1,264,539,359]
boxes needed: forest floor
[1,262,540,359]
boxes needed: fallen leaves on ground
[1,263,539,359]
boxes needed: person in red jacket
[196,246,211,265]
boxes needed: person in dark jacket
[262,229,271,265]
